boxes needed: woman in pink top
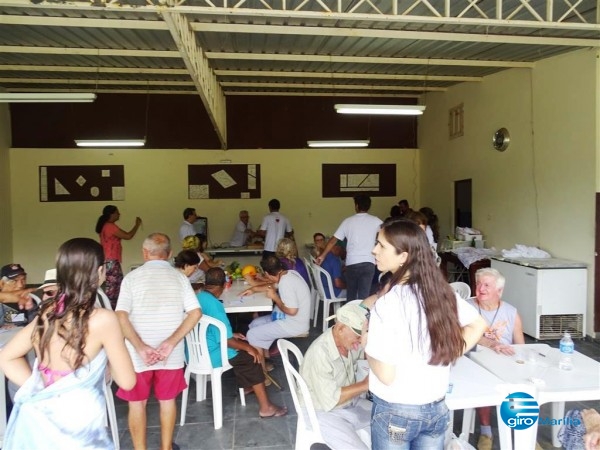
[95,205,142,308]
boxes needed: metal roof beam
[0,45,180,58]
[162,10,227,148]
[191,22,600,47]
[2,0,597,29]
[206,52,535,68]
[0,64,189,75]
[220,81,447,92]
[0,46,536,69]
[214,69,482,83]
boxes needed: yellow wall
[0,104,12,263]
[8,148,418,283]
[419,48,598,337]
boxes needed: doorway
[454,179,472,228]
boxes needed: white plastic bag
[446,433,476,450]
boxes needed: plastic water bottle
[559,332,574,371]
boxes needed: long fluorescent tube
[335,104,425,115]
[307,140,370,148]
[0,93,96,103]
[75,139,146,148]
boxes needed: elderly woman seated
[275,238,310,286]
[181,234,223,283]
[242,256,311,368]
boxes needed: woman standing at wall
[364,220,486,449]
[95,205,142,309]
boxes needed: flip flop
[259,406,288,419]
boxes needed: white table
[220,282,273,314]
[0,327,21,447]
[447,356,508,444]
[469,343,600,448]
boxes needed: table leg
[513,423,539,450]
[461,409,475,440]
[551,402,566,448]
[496,404,513,450]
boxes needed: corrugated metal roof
[0,0,598,147]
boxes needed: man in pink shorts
[116,233,201,450]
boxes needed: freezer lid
[491,256,587,269]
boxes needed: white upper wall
[419,48,598,337]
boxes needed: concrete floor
[114,316,600,450]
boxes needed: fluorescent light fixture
[335,104,426,115]
[0,93,96,103]
[75,139,146,148]
[307,140,370,148]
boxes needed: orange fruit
[241,265,257,277]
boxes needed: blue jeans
[345,262,375,301]
[371,393,449,450]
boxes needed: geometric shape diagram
[188,164,261,199]
[322,163,396,197]
[40,165,125,202]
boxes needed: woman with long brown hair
[364,220,486,449]
[0,238,135,449]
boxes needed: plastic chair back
[277,339,325,449]
[180,315,244,429]
[311,263,346,332]
[449,281,471,299]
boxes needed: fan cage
[539,314,583,339]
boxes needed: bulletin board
[39,165,125,202]
[188,164,261,199]
[322,164,396,197]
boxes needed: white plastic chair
[180,315,245,429]
[311,263,346,332]
[96,288,120,449]
[449,281,471,299]
[28,293,42,305]
[96,288,112,309]
[277,339,326,450]
[303,257,319,321]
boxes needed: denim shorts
[371,393,450,449]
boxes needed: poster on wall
[188,164,261,199]
[39,165,125,202]
[322,163,396,197]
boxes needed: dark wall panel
[11,94,418,149]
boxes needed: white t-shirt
[366,284,479,404]
[230,220,253,247]
[260,212,292,252]
[333,212,382,266]
[116,260,200,372]
[179,220,196,241]
[277,270,310,336]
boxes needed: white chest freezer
[491,257,587,339]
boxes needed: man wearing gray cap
[300,303,371,449]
